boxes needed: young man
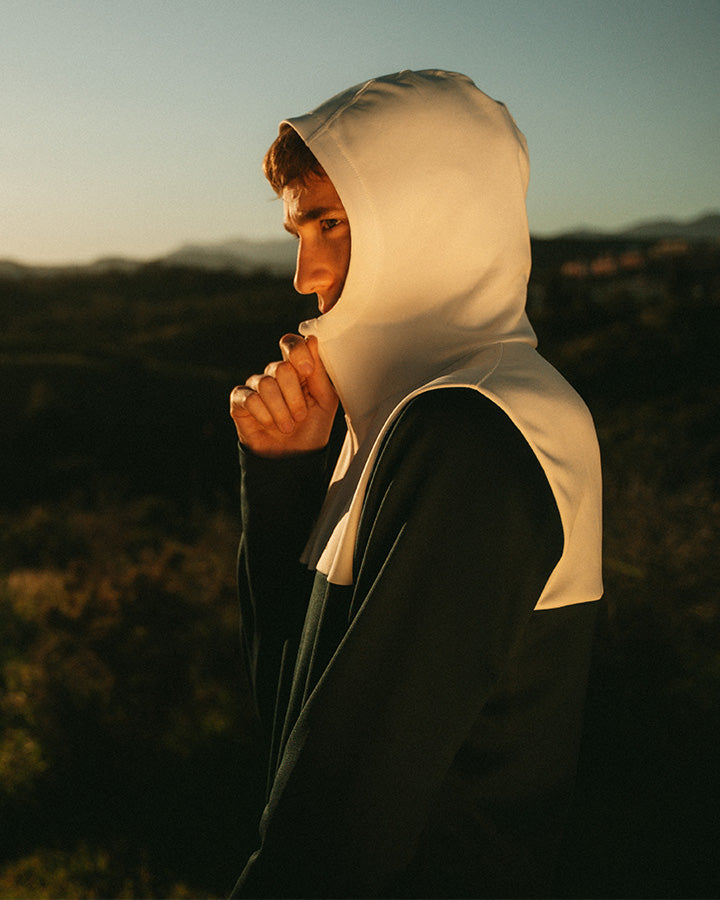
[229,70,602,898]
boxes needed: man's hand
[230,334,339,458]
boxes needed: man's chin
[318,295,341,315]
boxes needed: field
[1,243,718,897]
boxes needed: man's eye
[321,218,341,231]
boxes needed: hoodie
[234,70,602,898]
[287,69,602,605]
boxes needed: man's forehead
[282,175,345,225]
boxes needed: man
[229,70,602,898]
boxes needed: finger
[279,333,314,377]
[304,336,338,410]
[230,385,274,432]
[229,386,270,445]
[278,334,332,411]
[229,385,257,419]
[244,373,295,434]
[264,359,308,422]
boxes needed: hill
[163,236,297,275]
[553,210,720,242]
[2,211,718,279]
[0,241,718,897]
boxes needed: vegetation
[0,242,718,897]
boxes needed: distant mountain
[620,212,720,241]
[161,212,720,274]
[2,212,717,279]
[555,211,720,242]
[0,255,145,280]
[163,237,296,275]
[0,238,297,280]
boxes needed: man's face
[282,174,351,314]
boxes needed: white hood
[280,69,601,608]
[292,69,535,435]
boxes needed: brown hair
[263,124,326,195]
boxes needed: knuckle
[255,373,277,394]
[230,385,250,407]
[279,332,301,349]
[276,360,296,382]
[245,373,272,395]
[280,334,306,360]
[264,359,290,379]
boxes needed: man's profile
[229,69,602,898]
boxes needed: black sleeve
[237,444,332,732]
[235,389,564,898]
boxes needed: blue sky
[3,0,719,264]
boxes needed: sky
[3,0,719,265]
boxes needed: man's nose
[293,238,332,295]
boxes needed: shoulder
[379,386,540,478]
[364,387,561,538]
[400,384,504,425]
[356,386,563,587]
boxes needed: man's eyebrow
[283,206,342,233]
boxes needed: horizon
[3,1,719,266]
[3,207,718,271]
